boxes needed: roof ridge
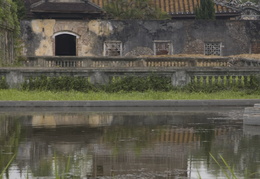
[31,0,45,8]
[214,0,241,11]
[214,1,241,12]
[83,0,103,11]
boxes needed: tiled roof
[90,0,239,16]
[157,0,238,15]
[31,1,103,14]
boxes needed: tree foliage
[104,0,170,20]
[12,0,25,21]
[0,0,25,65]
[0,0,20,36]
[195,0,215,20]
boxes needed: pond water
[0,107,259,179]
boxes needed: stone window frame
[153,40,172,55]
[103,41,123,56]
[204,42,223,56]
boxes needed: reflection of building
[243,125,260,136]
[91,143,189,178]
[82,126,238,178]
[31,114,113,128]
[0,111,248,178]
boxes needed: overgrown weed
[209,153,260,179]
[1,74,260,98]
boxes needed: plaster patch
[35,39,53,56]
[125,47,153,56]
[54,21,84,35]
[226,22,249,53]
[31,20,55,36]
[183,39,204,54]
[81,44,94,56]
[88,20,113,36]
[43,20,55,37]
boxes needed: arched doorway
[54,32,78,56]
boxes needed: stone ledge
[0,99,259,107]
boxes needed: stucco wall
[21,20,260,57]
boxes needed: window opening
[204,42,222,56]
[104,41,122,56]
[153,41,172,55]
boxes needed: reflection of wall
[31,114,113,127]
[10,112,243,178]
[243,125,260,136]
[91,143,188,178]
[15,126,102,177]
[0,115,22,173]
[0,116,13,139]
[30,112,218,128]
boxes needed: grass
[0,154,16,179]
[0,89,259,101]
[209,153,259,179]
[210,153,238,179]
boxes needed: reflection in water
[0,109,259,179]
[0,115,22,178]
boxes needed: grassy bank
[0,89,259,101]
[1,75,260,100]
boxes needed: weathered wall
[21,20,260,57]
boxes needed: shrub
[105,74,173,92]
[0,76,8,89]
[21,76,95,92]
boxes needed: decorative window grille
[104,41,122,56]
[204,42,222,56]
[153,41,172,55]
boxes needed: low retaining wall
[1,67,260,88]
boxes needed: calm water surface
[0,107,259,179]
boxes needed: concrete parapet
[5,71,24,89]
[90,71,109,85]
[172,70,190,87]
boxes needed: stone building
[21,0,260,57]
